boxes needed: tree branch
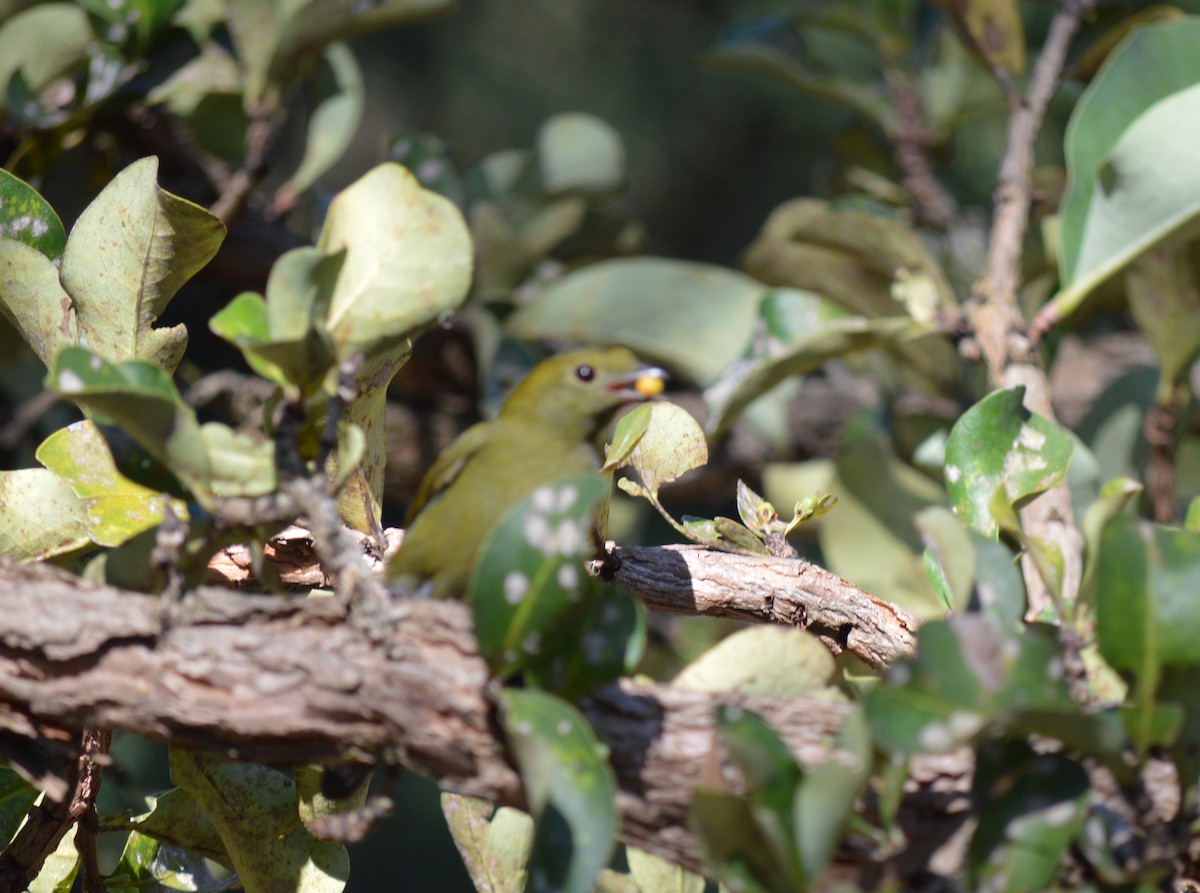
[0,562,858,873]
[968,0,1092,616]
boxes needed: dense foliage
[3,1,1200,891]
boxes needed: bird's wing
[404,421,493,524]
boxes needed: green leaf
[0,768,38,846]
[968,748,1088,893]
[0,467,92,560]
[536,112,625,195]
[319,162,471,349]
[106,831,228,892]
[0,169,66,261]
[200,423,276,498]
[48,347,213,505]
[500,690,618,893]
[944,388,1074,538]
[508,257,767,387]
[27,807,78,893]
[701,42,898,135]
[470,472,641,696]
[1096,517,1200,750]
[602,403,652,472]
[764,440,948,616]
[275,43,364,205]
[1053,18,1200,320]
[169,748,349,893]
[620,401,708,499]
[230,0,454,105]
[125,786,230,866]
[0,238,76,369]
[704,308,931,437]
[0,3,91,114]
[210,247,343,395]
[59,157,226,372]
[1126,242,1200,396]
[35,420,171,546]
[673,626,836,698]
[441,794,532,893]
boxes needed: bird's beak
[607,365,667,401]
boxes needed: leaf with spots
[441,793,532,893]
[0,168,65,261]
[0,467,92,561]
[865,618,1125,765]
[968,745,1088,893]
[470,472,643,697]
[59,157,225,373]
[944,387,1073,538]
[500,689,618,893]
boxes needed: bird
[389,346,665,600]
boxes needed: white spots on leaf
[1017,424,1046,451]
[945,464,962,484]
[532,486,555,512]
[554,484,578,512]
[504,571,528,605]
[556,563,578,591]
[947,710,982,738]
[556,719,571,736]
[515,720,533,737]
[57,369,84,393]
[522,513,550,549]
[31,218,47,237]
[89,354,103,371]
[522,632,542,655]
[600,603,621,625]
[918,723,952,751]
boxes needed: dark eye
[575,364,595,382]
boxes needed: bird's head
[501,347,666,440]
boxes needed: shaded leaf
[48,347,212,505]
[0,768,38,846]
[0,238,75,368]
[106,831,231,892]
[968,747,1088,893]
[274,43,364,206]
[126,786,230,866]
[500,690,618,893]
[169,749,349,893]
[0,3,91,114]
[1126,242,1200,396]
[509,257,767,387]
[442,793,531,893]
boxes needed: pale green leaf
[60,157,226,372]
[319,163,472,351]
[0,467,91,560]
[536,112,625,195]
[508,257,766,387]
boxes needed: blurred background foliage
[6,0,1200,888]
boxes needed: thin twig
[972,0,1093,382]
[887,73,957,231]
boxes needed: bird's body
[390,347,664,599]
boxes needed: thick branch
[208,532,918,670]
[0,563,855,872]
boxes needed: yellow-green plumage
[389,347,663,599]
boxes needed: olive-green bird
[389,346,666,599]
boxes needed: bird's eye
[575,364,595,382]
